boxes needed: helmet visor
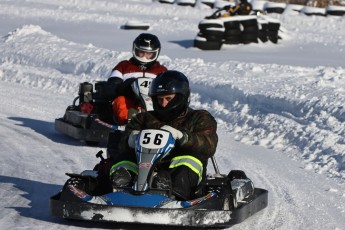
[133,45,159,63]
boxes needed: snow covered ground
[1,0,345,229]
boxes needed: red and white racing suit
[109,58,167,125]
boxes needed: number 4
[140,81,151,88]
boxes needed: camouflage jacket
[118,108,218,163]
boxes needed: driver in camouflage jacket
[108,70,218,200]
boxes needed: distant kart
[55,77,153,146]
[50,129,268,228]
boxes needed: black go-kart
[55,77,153,146]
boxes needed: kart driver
[224,0,252,16]
[107,33,167,125]
[108,70,218,200]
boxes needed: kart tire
[198,21,224,30]
[224,29,241,37]
[223,21,240,30]
[204,34,223,41]
[159,0,175,4]
[224,36,241,45]
[199,30,224,41]
[258,22,268,43]
[240,19,258,27]
[258,31,268,43]
[194,39,222,50]
[326,9,345,16]
[243,25,259,33]
[200,28,224,36]
[259,23,269,32]
[122,25,150,30]
[240,33,258,44]
[267,31,279,43]
[177,3,196,7]
[267,22,280,31]
[265,7,285,14]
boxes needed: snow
[1,0,345,229]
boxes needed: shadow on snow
[169,39,195,48]
[8,116,85,147]
[0,175,189,229]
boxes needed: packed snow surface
[1,0,345,229]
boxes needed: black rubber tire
[269,36,278,44]
[243,25,259,33]
[326,10,345,16]
[240,19,258,27]
[267,31,279,44]
[265,7,285,14]
[194,39,222,50]
[304,12,326,16]
[267,22,280,31]
[224,36,241,44]
[259,23,269,31]
[241,33,258,44]
[258,31,268,43]
[267,30,278,37]
[159,0,174,3]
[121,25,149,30]
[224,21,240,30]
[176,2,196,7]
[224,29,241,37]
[199,23,224,31]
[199,29,224,41]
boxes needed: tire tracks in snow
[216,130,345,230]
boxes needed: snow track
[192,72,345,183]
[1,0,345,229]
[216,130,345,230]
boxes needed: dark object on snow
[194,35,223,50]
[55,77,153,146]
[159,0,175,4]
[301,6,326,17]
[326,6,345,16]
[195,19,224,50]
[50,129,268,228]
[195,15,281,49]
[176,0,196,7]
[121,21,150,30]
[264,2,286,14]
[55,81,120,146]
[240,17,259,44]
[267,21,280,44]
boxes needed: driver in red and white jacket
[108,33,167,125]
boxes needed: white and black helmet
[132,33,161,67]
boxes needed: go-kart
[55,77,153,146]
[50,129,268,228]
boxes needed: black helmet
[149,70,190,122]
[132,33,161,68]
